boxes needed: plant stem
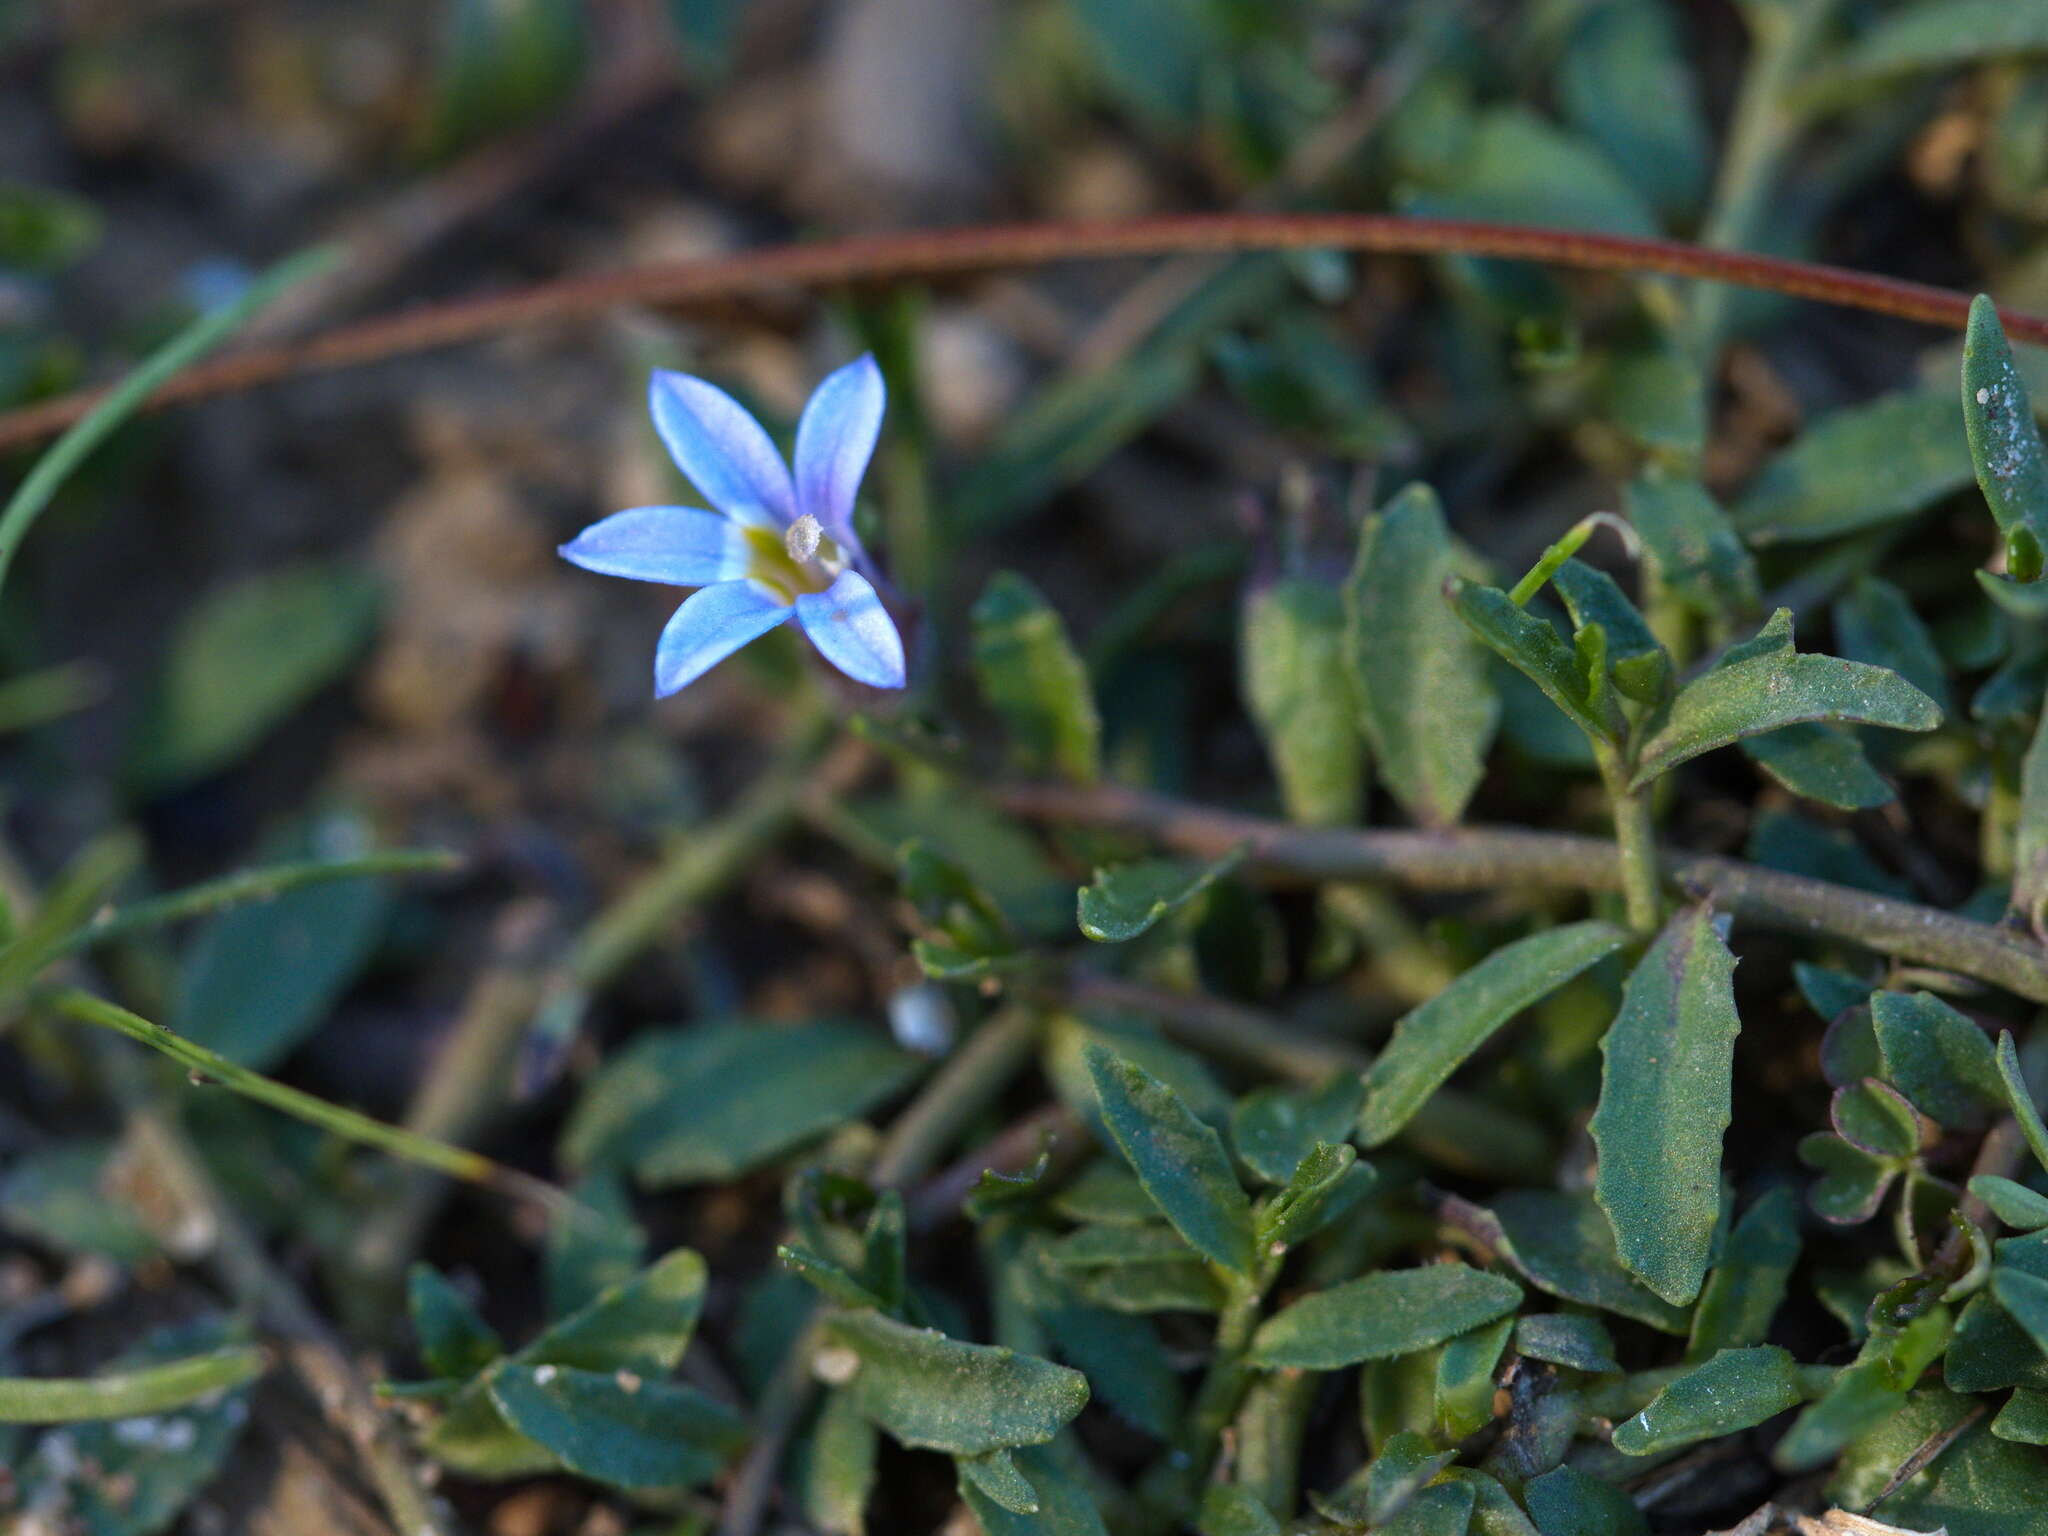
[3,210,2042,453]
[993,781,2048,1002]
[1135,1281,1266,1531]
[47,988,568,1210]
[1597,744,1664,933]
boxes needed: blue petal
[794,570,905,689]
[559,506,749,586]
[794,354,885,543]
[648,371,796,528]
[653,580,792,696]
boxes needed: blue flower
[560,355,906,695]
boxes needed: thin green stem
[1507,513,1639,607]
[1596,743,1664,933]
[47,988,567,1211]
[0,246,338,605]
[1135,1280,1267,1531]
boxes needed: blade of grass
[46,986,568,1212]
[0,244,340,604]
[0,1346,265,1423]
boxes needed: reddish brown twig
[3,212,2042,453]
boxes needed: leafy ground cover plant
[7,2,2048,1535]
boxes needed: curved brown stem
[3,212,2042,452]
[992,781,2048,1004]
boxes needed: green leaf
[1513,1313,1618,1374]
[1730,389,1974,545]
[1085,1045,1256,1275]
[802,1386,877,1535]
[486,1364,744,1490]
[1552,560,1669,704]
[1629,610,1940,789]
[1077,849,1244,943]
[1610,1346,1804,1455]
[1258,1142,1373,1249]
[1489,1190,1689,1333]
[1325,1429,1454,1525]
[0,1345,264,1423]
[822,1310,1088,1455]
[1400,108,1658,238]
[1997,1031,2048,1175]
[1992,1386,2048,1444]
[958,1449,1039,1515]
[409,1265,503,1381]
[1449,579,1621,742]
[1524,1465,1648,1536]
[959,1440,1112,1536]
[1556,0,1708,220]
[1344,483,1499,827]
[972,572,1103,783]
[1993,1265,2048,1355]
[1688,1186,1801,1360]
[1966,296,2048,576]
[560,1020,922,1185]
[1597,346,1706,463]
[1947,1290,2048,1393]
[174,810,391,1069]
[1798,1132,1897,1225]
[1829,1387,2048,1536]
[1832,1079,1922,1159]
[1231,1075,1365,1186]
[1625,476,1760,625]
[1774,1309,1949,1472]
[124,562,382,797]
[423,1249,709,1476]
[1872,990,2005,1128]
[1437,1315,1515,1438]
[1034,1303,1182,1438]
[545,1172,646,1319]
[1248,1263,1522,1369]
[1740,723,1892,810]
[1200,1484,1284,1536]
[1591,906,1741,1306]
[1827,1,2048,86]
[1833,575,1953,716]
[1971,1174,2048,1229]
[1243,577,1366,827]
[1376,1482,1477,1536]
[1359,920,1627,1146]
